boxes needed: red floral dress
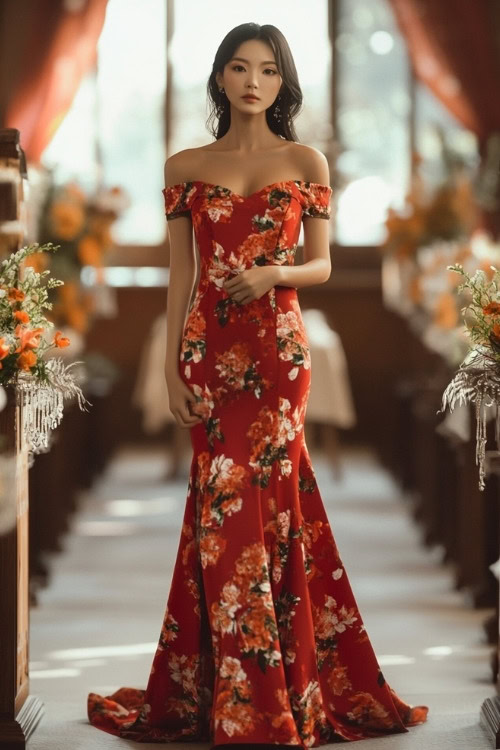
[87,180,429,746]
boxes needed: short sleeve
[297,182,332,219]
[162,181,198,221]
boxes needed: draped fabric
[387,0,500,141]
[1,0,108,164]
[387,0,500,234]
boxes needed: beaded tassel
[18,382,66,455]
[475,395,487,492]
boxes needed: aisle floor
[28,444,495,749]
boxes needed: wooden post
[479,407,500,746]
[0,128,44,748]
[480,566,500,748]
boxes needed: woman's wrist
[271,265,283,286]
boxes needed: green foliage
[447,262,500,362]
[0,242,65,383]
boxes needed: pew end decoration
[438,263,500,490]
[0,241,91,458]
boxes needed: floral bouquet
[438,262,500,489]
[35,177,129,334]
[381,143,479,260]
[0,241,91,456]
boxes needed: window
[41,0,167,246]
[415,81,478,191]
[335,0,410,246]
[39,0,478,253]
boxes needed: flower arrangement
[0,242,68,380]
[381,120,486,259]
[380,128,500,370]
[381,150,479,259]
[0,241,90,455]
[438,262,500,489]
[34,176,129,334]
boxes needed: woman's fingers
[182,383,197,402]
[174,406,202,428]
[174,387,203,428]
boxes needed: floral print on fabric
[87,179,429,745]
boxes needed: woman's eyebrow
[229,57,277,65]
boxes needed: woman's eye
[231,65,277,75]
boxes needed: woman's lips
[242,96,259,101]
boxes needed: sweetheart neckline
[162,179,332,202]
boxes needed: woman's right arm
[164,154,203,428]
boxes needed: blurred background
[1,1,500,747]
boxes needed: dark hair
[206,23,303,141]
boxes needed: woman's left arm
[277,145,332,288]
[274,219,331,288]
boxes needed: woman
[87,22,429,748]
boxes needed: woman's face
[216,39,283,116]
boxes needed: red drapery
[2,0,108,165]
[387,0,500,143]
[387,0,500,234]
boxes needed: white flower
[285,649,296,664]
[270,649,282,664]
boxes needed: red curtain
[387,0,500,141]
[387,0,500,233]
[2,0,108,165]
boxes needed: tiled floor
[27,443,496,749]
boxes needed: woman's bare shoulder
[293,143,330,184]
[164,148,206,185]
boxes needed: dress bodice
[162,180,332,271]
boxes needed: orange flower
[49,200,85,240]
[67,306,88,334]
[58,280,78,303]
[88,216,113,247]
[77,235,102,266]
[483,302,500,316]
[54,330,70,348]
[408,276,422,304]
[433,292,458,330]
[17,350,37,370]
[479,261,497,281]
[8,288,25,302]
[65,182,87,203]
[22,253,49,273]
[14,325,44,352]
[14,310,29,323]
[0,337,10,360]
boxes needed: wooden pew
[380,303,499,612]
[0,128,44,748]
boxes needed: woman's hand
[223,266,280,304]
[165,370,203,428]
